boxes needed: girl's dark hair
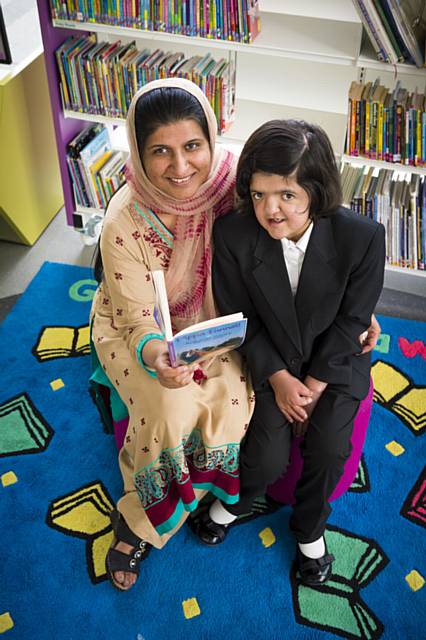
[236,119,342,220]
[94,87,210,282]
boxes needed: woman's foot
[106,509,152,591]
[110,540,139,590]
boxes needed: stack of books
[352,0,425,67]
[49,0,261,43]
[341,161,426,269]
[55,35,235,133]
[345,79,426,166]
[67,123,128,210]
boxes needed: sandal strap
[107,547,142,576]
[110,509,148,550]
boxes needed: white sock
[208,500,238,525]
[298,536,326,559]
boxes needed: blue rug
[0,262,424,640]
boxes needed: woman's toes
[123,572,136,589]
[114,570,125,585]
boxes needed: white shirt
[280,223,313,296]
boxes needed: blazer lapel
[252,227,303,354]
[295,217,340,331]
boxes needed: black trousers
[225,386,360,543]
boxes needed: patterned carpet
[0,262,424,639]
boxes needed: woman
[91,78,254,590]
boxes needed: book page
[151,270,173,341]
[176,312,244,337]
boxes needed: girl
[197,119,386,587]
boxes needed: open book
[32,325,90,362]
[292,525,389,640]
[151,270,247,366]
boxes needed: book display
[55,33,235,132]
[36,0,426,288]
[340,160,426,270]
[66,123,128,209]
[49,0,261,43]
[345,78,426,165]
[352,0,425,67]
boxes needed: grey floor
[0,208,95,322]
[0,206,425,324]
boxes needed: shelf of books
[37,0,425,288]
[341,160,426,275]
[346,78,426,169]
[343,74,426,278]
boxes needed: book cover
[151,270,247,366]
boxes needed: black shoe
[195,509,231,546]
[296,548,335,586]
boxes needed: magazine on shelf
[151,270,247,367]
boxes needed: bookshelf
[36,0,426,292]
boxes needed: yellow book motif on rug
[46,481,114,583]
[371,360,425,435]
[32,325,90,362]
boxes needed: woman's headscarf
[125,77,237,331]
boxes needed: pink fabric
[112,381,374,504]
[114,417,129,451]
[266,379,374,505]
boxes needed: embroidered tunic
[90,185,254,549]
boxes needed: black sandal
[106,509,151,591]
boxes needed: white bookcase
[38,0,426,294]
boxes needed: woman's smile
[142,119,211,199]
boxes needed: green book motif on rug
[292,526,389,640]
[349,456,370,494]
[0,392,54,457]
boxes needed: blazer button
[290,357,300,366]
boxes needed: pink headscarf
[125,78,237,331]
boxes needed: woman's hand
[358,314,381,354]
[153,351,195,389]
[142,338,194,389]
[269,369,313,424]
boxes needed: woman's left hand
[358,313,381,354]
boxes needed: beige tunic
[91,185,254,549]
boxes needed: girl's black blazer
[212,206,386,400]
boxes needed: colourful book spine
[365,100,370,156]
[416,109,422,166]
[422,112,426,165]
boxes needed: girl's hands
[292,375,327,437]
[269,369,313,424]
